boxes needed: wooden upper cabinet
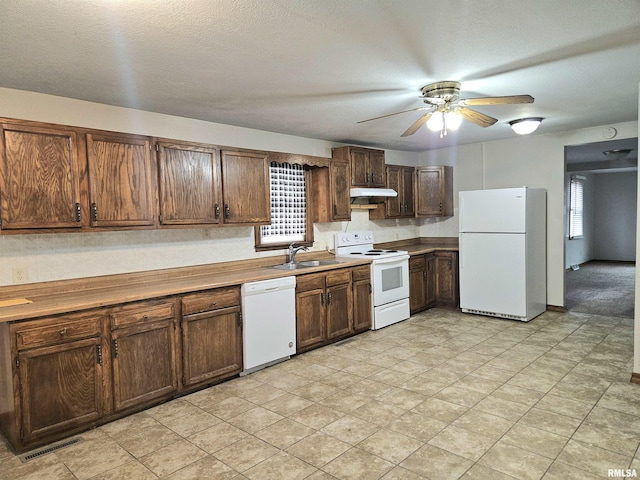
[416,166,453,217]
[87,132,155,227]
[370,165,414,220]
[220,150,270,224]
[310,158,351,223]
[157,141,222,225]
[332,146,386,188]
[402,166,416,217]
[0,123,82,229]
[330,159,351,221]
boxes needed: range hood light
[350,188,398,198]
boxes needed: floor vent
[20,437,83,462]
[333,338,356,347]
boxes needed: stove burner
[386,250,398,253]
[365,252,381,256]
[368,249,384,253]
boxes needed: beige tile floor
[1,308,639,479]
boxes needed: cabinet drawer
[410,255,425,270]
[296,273,325,292]
[110,299,176,328]
[181,287,240,315]
[326,269,351,287]
[351,265,371,282]
[15,315,101,350]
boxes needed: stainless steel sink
[271,259,341,270]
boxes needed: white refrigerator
[459,187,546,322]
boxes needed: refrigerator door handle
[459,235,463,269]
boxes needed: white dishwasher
[241,276,296,375]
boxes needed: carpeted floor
[565,261,636,318]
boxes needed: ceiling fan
[358,81,534,138]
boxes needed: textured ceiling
[0,0,639,152]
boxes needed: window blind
[569,175,584,239]
[259,162,306,244]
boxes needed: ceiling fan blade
[460,94,534,106]
[357,106,430,124]
[401,112,433,137]
[456,107,498,128]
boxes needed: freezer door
[459,188,527,233]
[459,233,527,318]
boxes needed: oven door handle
[372,255,409,265]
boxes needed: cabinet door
[352,279,372,332]
[409,256,427,314]
[182,307,242,388]
[416,166,453,217]
[385,166,402,218]
[87,133,155,227]
[220,150,270,224]
[18,337,103,442]
[295,288,325,351]
[435,252,459,307]
[425,253,437,308]
[330,159,351,221]
[349,148,369,187]
[111,319,178,412]
[401,167,415,217]
[326,283,352,340]
[369,150,386,187]
[0,124,82,229]
[158,141,222,225]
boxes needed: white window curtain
[259,162,306,245]
[569,175,585,239]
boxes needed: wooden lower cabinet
[181,287,243,388]
[435,251,459,307]
[296,268,353,352]
[6,310,106,449]
[410,251,457,313]
[352,265,372,332]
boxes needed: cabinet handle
[113,339,119,358]
[96,345,102,365]
[321,293,325,305]
[59,328,67,336]
[333,204,337,217]
[327,292,332,304]
[91,202,98,222]
[237,312,243,328]
[211,302,217,307]
[142,315,148,321]
[439,202,443,212]
[214,204,220,219]
[423,270,426,279]
[74,203,81,222]
[224,204,230,219]
[448,260,452,270]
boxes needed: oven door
[371,255,410,307]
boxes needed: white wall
[592,172,637,261]
[415,122,639,308]
[0,88,420,285]
[564,173,594,268]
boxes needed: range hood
[350,187,397,198]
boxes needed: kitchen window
[569,175,584,239]
[255,162,313,249]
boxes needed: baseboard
[546,305,566,312]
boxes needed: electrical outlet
[12,267,29,284]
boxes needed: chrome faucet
[288,243,309,263]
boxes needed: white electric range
[335,231,410,330]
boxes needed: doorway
[564,137,637,317]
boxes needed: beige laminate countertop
[0,256,371,324]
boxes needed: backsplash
[0,210,422,285]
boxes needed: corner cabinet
[157,140,222,225]
[0,123,83,230]
[180,287,243,389]
[86,132,156,227]
[220,150,271,224]
[416,166,453,217]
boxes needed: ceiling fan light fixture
[509,117,543,135]
[427,111,462,137]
